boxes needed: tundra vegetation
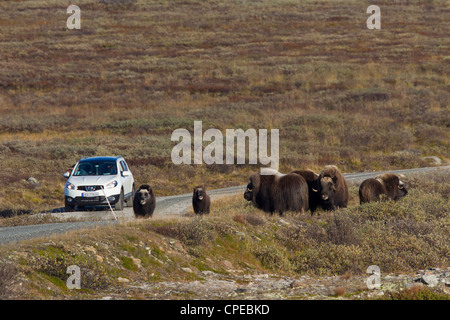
[0,171,448,299]
[0,0,448,214]
[0,0,448,300]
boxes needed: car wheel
[65,204,74,212]
[115,189,124,211]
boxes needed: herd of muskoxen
[133,165,408,218]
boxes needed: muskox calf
[291,169,321,214]
[193,186,211,214]
[244,169,308,215]
[317,165,349,211]
[133,184,156,218]
[359,173,407,204]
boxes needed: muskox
[317,165,349,210]
[244,169,308,215]
[133,184,156,218]
[359,173,408,204]
[291,169,321,214]
[192,185,211,214]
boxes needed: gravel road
[0,165,447,245]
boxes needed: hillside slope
[0,0,449,213]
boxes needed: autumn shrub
[252,244,292,273]
[28,246,112,290]
[243,213,267,227]
[149,217,216,247]
[0,260,18,299]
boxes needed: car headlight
[65,182,75,190]
[106,180,118,189]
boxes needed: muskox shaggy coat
[359,173,408,204]
[291,169,321,214]
[318,165,349,210]
[133,184,156,218]
[192,186,211,214]
[244,169,308,215]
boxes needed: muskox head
[384,174,408,200]
[318,175,338,202]
[309,178,320,195]
[244,182,253,201]
[398,179,408,198]
[193,186,206,201]
[316,165,349,210]
[135,186,153,206]
[377,173,408,201]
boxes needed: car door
[119,160,132,197]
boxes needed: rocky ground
[1,229,448,300]
[99,267,450,300]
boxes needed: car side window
[120,160,129,171]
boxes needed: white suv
[63,156,135,212]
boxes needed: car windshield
[73,161,118,176]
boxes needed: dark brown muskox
[317,165,349,210]
[192,186,211,214]
[243,169,308,215]
[359,173,408,204]
[291,169,321,214]
[133,184,156,218]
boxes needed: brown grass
[380,284,450,300]
[0,261,18,299]
[0,0,448,212]
[333,286,346,297]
